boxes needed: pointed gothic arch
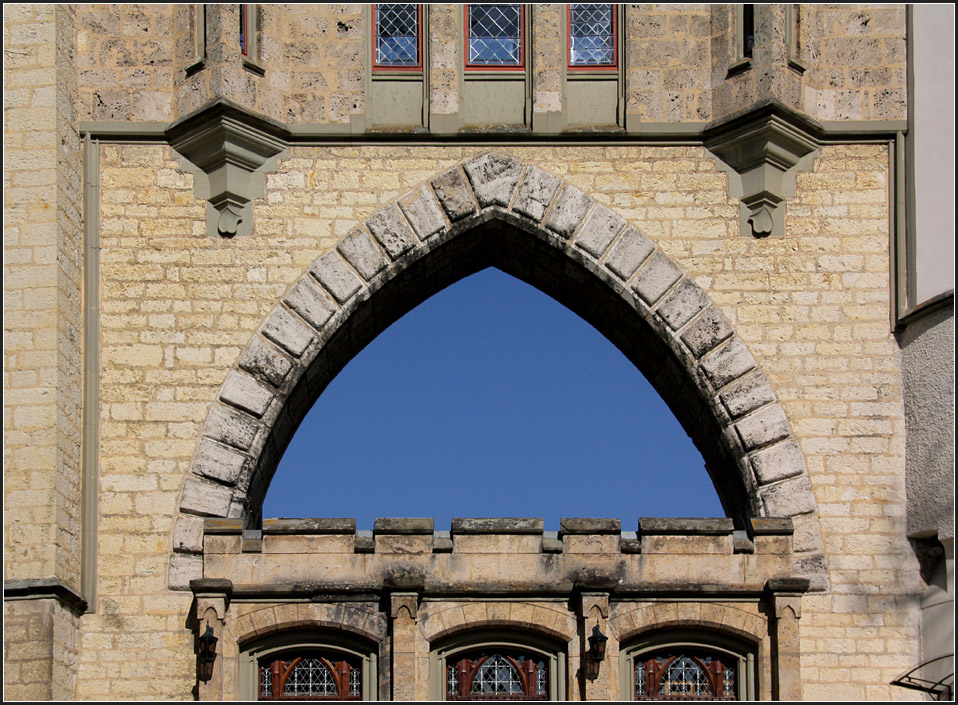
[169,153,824,588]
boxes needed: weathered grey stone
[338,228,388,281]
[638,518,734,535]
[367,205,418,259]
[790,512,824,553]
[433,533,454,553]
[574,204,626,258]
[559,517,621,534]
[545,185,593,239]
[681,305,733,358]
[204,517,244,533]
[263,518,356,534]
[542,534,564,553]
[463,153,523,207]
[735,405,791,451]
[431,167,477,221]
[220,370,273,418]
[284,275,336,331]
[718,371,774,421]
[632,252,683,305]
[766,577,811,593]
[604,226,656,280]
[262,306,315,358]
[656,278,711,331]
[700,338,756,388]
[193,438,248,483]
[399,185,447,240]
[309,251,362,304]
[167,554,203,591]
[793,554,829,591]
[180,475,235,517]
[620,537,642,554]
[750,517,794,535]
[354,532,375,553]
[512,166,560,222]
[760,475,816,516]
[750,440,806,484]
[374,517,435,534]
[205,404,260,452]
[239,336,292,388]
[172,515,205,554]
[451,518,543,534]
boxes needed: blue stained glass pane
[469,5,522,65]
[569,4,615,66]
[376,4,419,66]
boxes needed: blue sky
[264,267,722,530]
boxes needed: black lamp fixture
[585,622,608,678]
[588,623,608,662]
[197,624,218,679]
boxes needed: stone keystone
[463,153,523,208]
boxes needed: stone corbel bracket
[167,100,290,238]
[706,103,820,238]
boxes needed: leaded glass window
[447,650,548,700]
[374,4,421,69]
[569,4,617,68]
[467,5,524,67]
[258,652,361,700]
[634,650,737,701]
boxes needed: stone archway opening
[171,153,824,589]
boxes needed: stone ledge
[751,518,794,535]
[3,579,88,615]
[374,518,435,535]
[559,518,621,535]
[451,518,543,534]
[263,518,356,534]
[638,518,734,535]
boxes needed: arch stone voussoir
[171,152,826,592]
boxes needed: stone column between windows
[195,591,228,700]
[390,592,419,701]
[580,592,617,700]
[767,578,808,701]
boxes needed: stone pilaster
[390,592,419,701]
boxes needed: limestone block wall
[72,4,907,128]
[3,3,83,698]
[66,139,922,699]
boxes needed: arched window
[622,630,756,701]
[258,651,362,700]
[431,630,566,701]
[241,632,378,701]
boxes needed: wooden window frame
[464,4,526,72]
[447,650,548,701]
[258,652,361,701]
[566,4,618,72]
[372,3,424,74]
[621,630,757,702]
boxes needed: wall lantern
[197,624,218,679]
[588,623,608,662]
[585,623,608,678]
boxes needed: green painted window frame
[619,629,757,701]
[429,629,567,701]
[240,630,378,701]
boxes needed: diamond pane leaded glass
[376,4,419,67]
[283,658,338,697]
[468,5,522,66]
[659,656,713,697]
[569,4,615,66]
[471,654,524,695]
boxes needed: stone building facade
[3,3,953,701]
